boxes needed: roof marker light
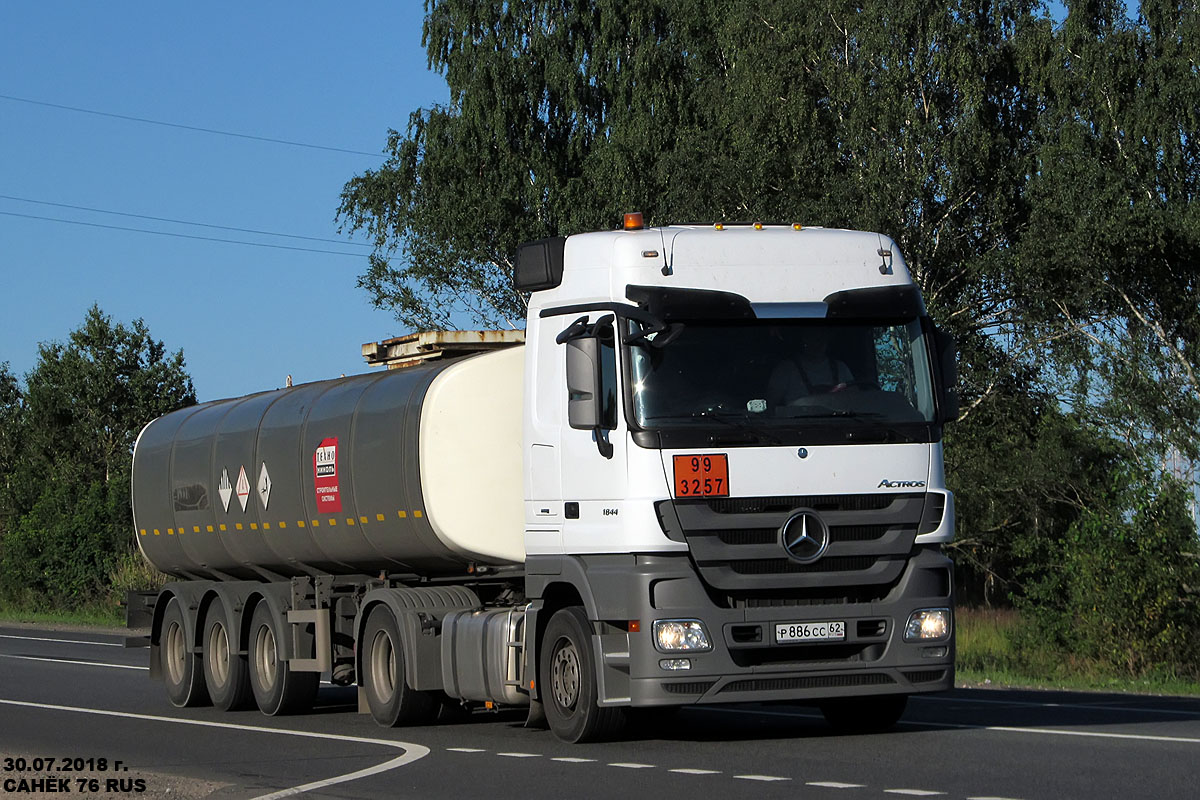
[624,212,644,230]
[753,222,764,230]
[792,223,803,230]
[714,223,725,231]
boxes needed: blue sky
[1,2,447,401]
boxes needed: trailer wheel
[540,606,626,743]
[362,605,436,727]
[202,598,252,711]
[819,694,908,734]
[248,602,317,715]
[160,597,210,708]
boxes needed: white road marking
[735,774,790,782]
[552,757,597,763]
[701,705,1200,745]
[670,768,721,775]
[496,752,540,758]
[808,781,867,788]
[608,762,654,769]
[0,698,429,799]
[0,654,146,670]
[0,633,123,647]
[884,790,945,796]
[446,747,485,753]
[902,717,1200,744]
[915,694,1200,718]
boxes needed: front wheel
[819,694,908,734]
[540,607,626,743]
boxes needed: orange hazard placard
[673,454,730,498]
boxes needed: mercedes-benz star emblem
[780,509,830,564]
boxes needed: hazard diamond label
[218,467,233,513]
[235,465,250,512]
[258,462,272,510]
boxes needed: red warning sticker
[314,437,342,513]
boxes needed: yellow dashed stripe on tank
[145,509,427,538]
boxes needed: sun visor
[823,285,924,319]
[626,284,755,321]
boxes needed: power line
[0,93,382,158]
[0,210,372,258]
[0,194,370,248]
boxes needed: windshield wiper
[789,409,889,420]
[690,410,783,444]
[640,411,783,444]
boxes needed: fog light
[922,646,948,658]
[653,619,712,652]
[904,608,951,642]
[659,658,692,670]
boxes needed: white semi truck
[130,215,958,742]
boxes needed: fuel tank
[132,347,524,580]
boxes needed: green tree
[0,307,195,608]
[338,1,1200,603]
[0,363,22,537]
[1018,470,1200,678]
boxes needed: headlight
[653,619,712,652]
[904,608,951,642]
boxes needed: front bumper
[582,547,955,706]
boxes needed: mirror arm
[593,427,614,459]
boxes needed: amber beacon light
[624,212,645,230]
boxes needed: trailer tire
[161,597,210,708]
[248,602,317,716]
[202,598,252,711]
[819,694,908,734]
[540,606,626,743]
[362,606,436,727]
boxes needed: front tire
[160,597,210,708]
[362,605,436,727]
[540,606,626,743]
[819,694,908,734]
[248,602,317,715]
[202,598,252,711]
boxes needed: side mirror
[564,332,615,459]
[566,337,601,430]
[933,326,960,423]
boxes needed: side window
[598,320,619,430]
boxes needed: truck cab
[516,217,956,740]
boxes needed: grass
[0,602,124,628]
[955,606,1200,697]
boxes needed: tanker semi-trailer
[130,216,959,743]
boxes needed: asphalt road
[2,625,1198,799]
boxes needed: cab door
[557,315,629,553]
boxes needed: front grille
[705,494,897,514]
[719,673,894,693]
[716,525,890,546]
[668,493,930,592]
[731,556,879,575]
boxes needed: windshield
[628,318,937,434]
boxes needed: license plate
[775,621,846,643]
